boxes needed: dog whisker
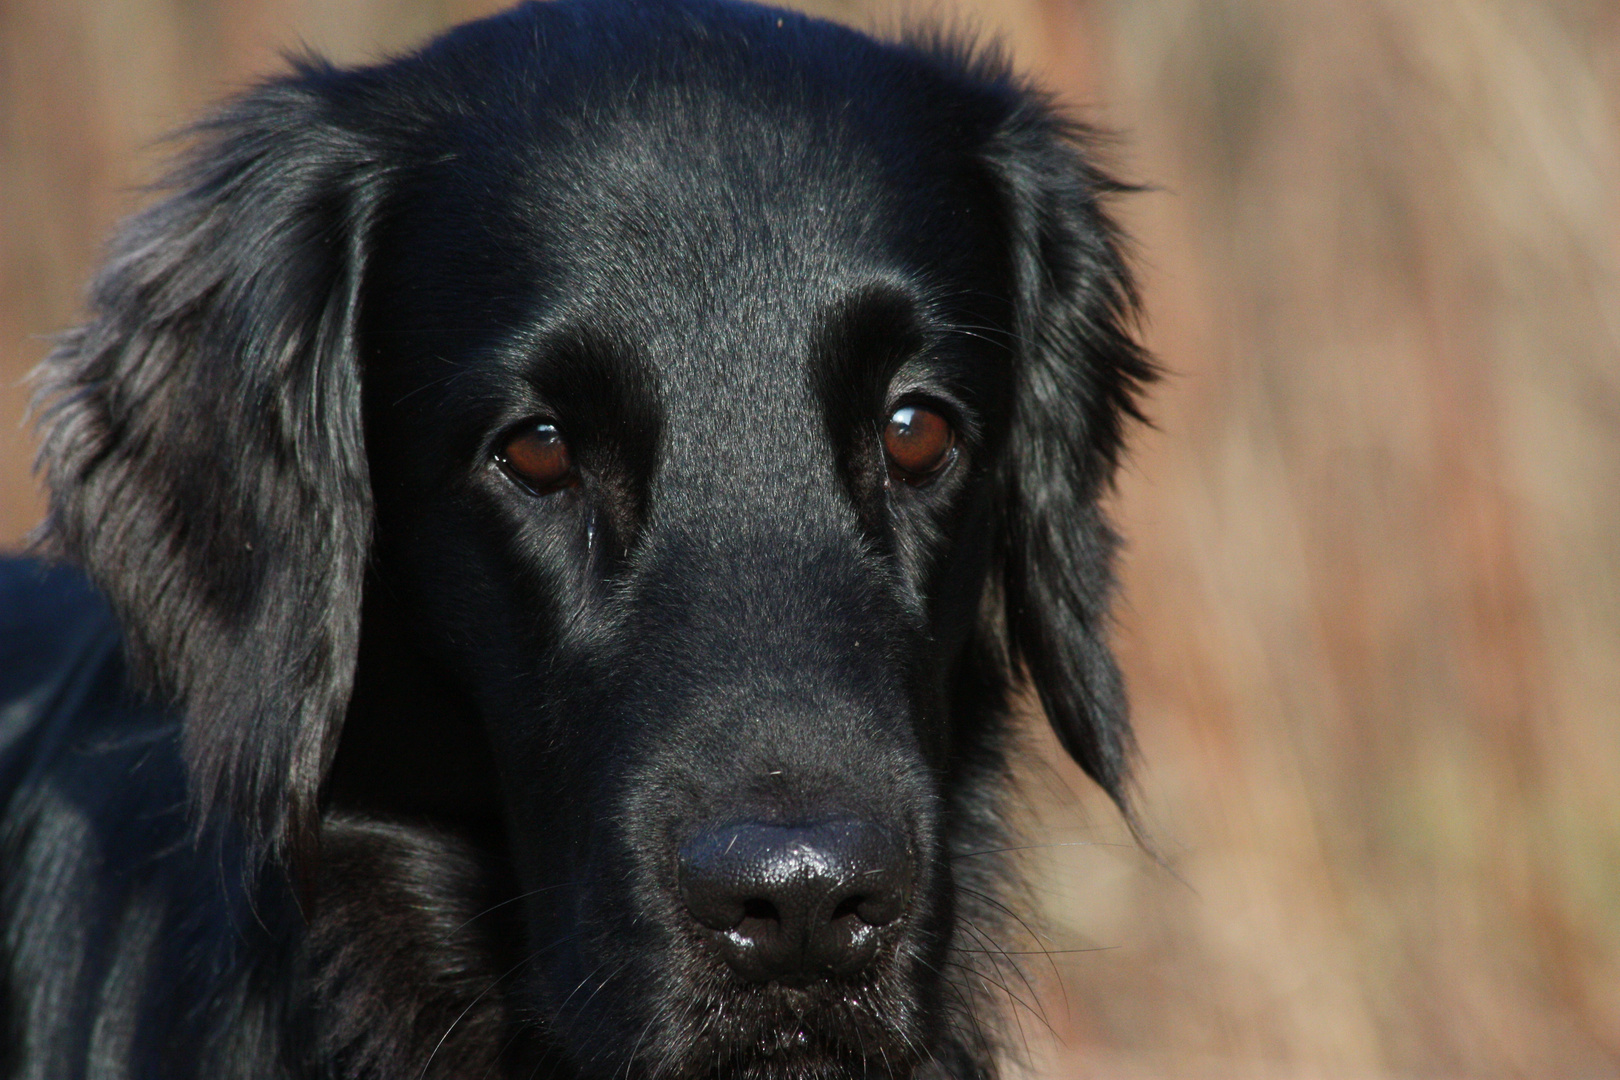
[953,884,1068,990]
[419,946,544,1080]
[450,880,583,936]
[955,918,1042,1013]
[949,840,1136,859]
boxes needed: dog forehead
[382,0,1010,321]
[521,132,952,508]
[365,4,1015,501]
[485,70,993,324]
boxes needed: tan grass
[1,0,1615,1075]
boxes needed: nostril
[677,818,915,983]
[830,894,863,922]
[852,885,907,928]
[740,898,779,923]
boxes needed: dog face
[37,3,1150,1077]
[356,58,1019,1072]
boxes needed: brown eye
[883,405,955,485]
[498,423,576,494]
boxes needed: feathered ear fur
[987,99,1155,815]
[35,65,378,866]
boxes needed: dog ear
[986,100,1155,816]
[36,66,378,866]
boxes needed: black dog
[0,2,1151,1077]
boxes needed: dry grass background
[2,1,1617,1077]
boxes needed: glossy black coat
[2,2,1151,1077]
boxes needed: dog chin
[679,1058,921,1080]
[650,1044,925,1080]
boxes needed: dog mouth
[621,977,931,1080]
[530,924,934,1080]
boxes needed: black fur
[0,2,1151,1077]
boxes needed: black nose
[677,819,915,984]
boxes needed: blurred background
[2,0,1617,1076]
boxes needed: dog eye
[883,405,955,485]
[497,423,577,494]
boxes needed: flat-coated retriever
[0,2,1151,1077]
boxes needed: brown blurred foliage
[2,1,1616,1076]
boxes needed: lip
[551,956,924,1080]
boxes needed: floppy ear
[987,100,1155,815]
[35,66,378,865]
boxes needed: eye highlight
[883,405,955,485]
[497,422,577,494]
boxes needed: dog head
[37,2,1150,1077]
